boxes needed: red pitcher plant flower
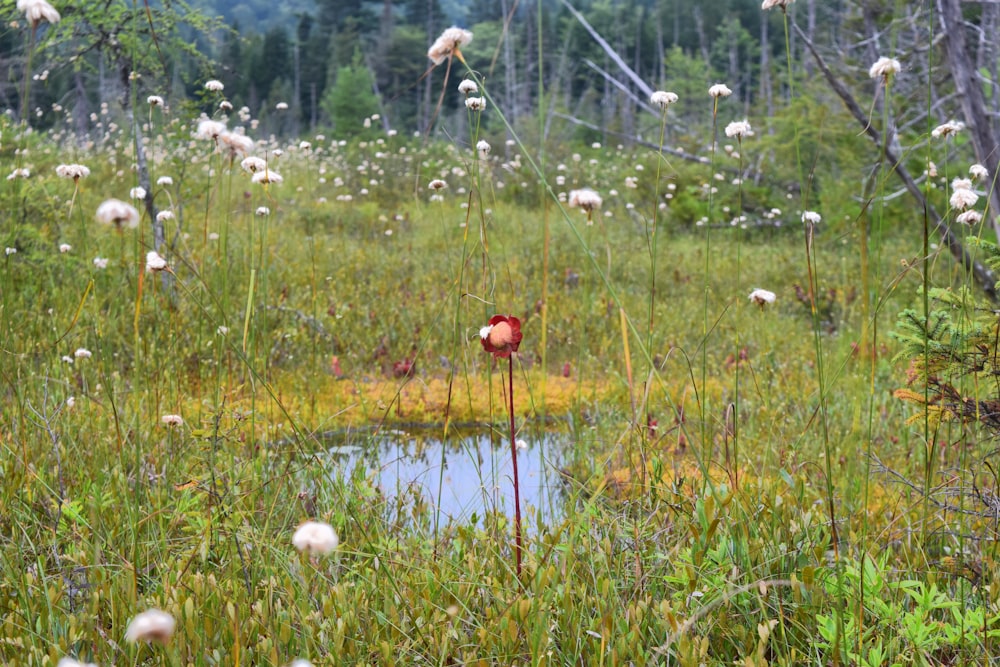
[480,315,522,358]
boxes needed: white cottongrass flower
[74,348,92,359]
[465,97,486,111]
[59,243,71,253]
[93,257,109,269]
[476,140,491,159]
[650,91,678,109]
[161,414,183,426]
[147,95,164,107]
[156,175,173,186]
[145,251,168,272]
[251,170,283,185]
[288,661,314,667]
[709,83,732,98]
[970,164,989,181]
[5,247,17,256]
[801,211,822,224]
[18,0,60,25]
[761,0,794,9]
[194,119,226,140]
[204,79,224,92]
[950,188,979,211]
[568,188,603,212]
[56,164,90,180]
[155,211,174,223]
[57,658,97,667]
[7,168,30,180]
[218,131,254,159]
[931,120,964,138]
[219,100,233,112]
[240,156,267,173]
[748,288,776,308]
[869,56,901,80]
[130,186,147,200]
[124,609,175,644]
[275,102,288,110]
[96,199,140,229]
[256,206,270,216]
[952,177,973,192]
[458,79,478,95]
[292,521,339,555]
[956,210,982,225]
[427,26,473,65]
[428,179,447,191]
[724,120,753,139]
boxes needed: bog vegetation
[3,0,1000,665]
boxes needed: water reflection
[328,427,567,527]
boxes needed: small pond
[326,426,569,528]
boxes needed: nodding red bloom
[480,315,522,358]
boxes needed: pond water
[327,427,568,528]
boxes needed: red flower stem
[508,354,523,579]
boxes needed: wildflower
[219,100,233,112]
[569,188,603,213]
[650,90,678,110]
[275,102,288,110]
[124,609,175,644]
[869,56,901,80]
[74,348,92,359]
[93,257,109,269]
[428,26,473,65]
[204,79,224,92]
[217,326,229,336]
[458,79,478,95]
[218,131,253,159]
[65,396,75,408]
[130,186,147,200]
[950,188,979,211]
[465,97,486,111]
[7,168,29,179]
[55,164,90,180]
[147,95,164,107]
[931,120,964,138]
[952,177,973,191]
[96,199,140,229]
[57,659,97,667]
[161,414,183,426]
[59,243,71,253]
[251,170,283,185]
[480,315,523,359]
[748,288,776,308]
[288,661,313,667]
[724,120,753,139]
[292,521,339,555]
[477,139,491,159]
[428,179,447,191]
[957,210,982,225]
[761,0,794,9]
[240,156,267,173]
[156,176,173,186]
[926,161,938,178]
[194,119,226,141]
[256,206,270,216]
[970,164,989,181]
[801,211,822,224]
[709,83,732,98]
[156,211,174,223]
[145,251,168,272]
[18,0,60,25]
[5,247,17,256]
